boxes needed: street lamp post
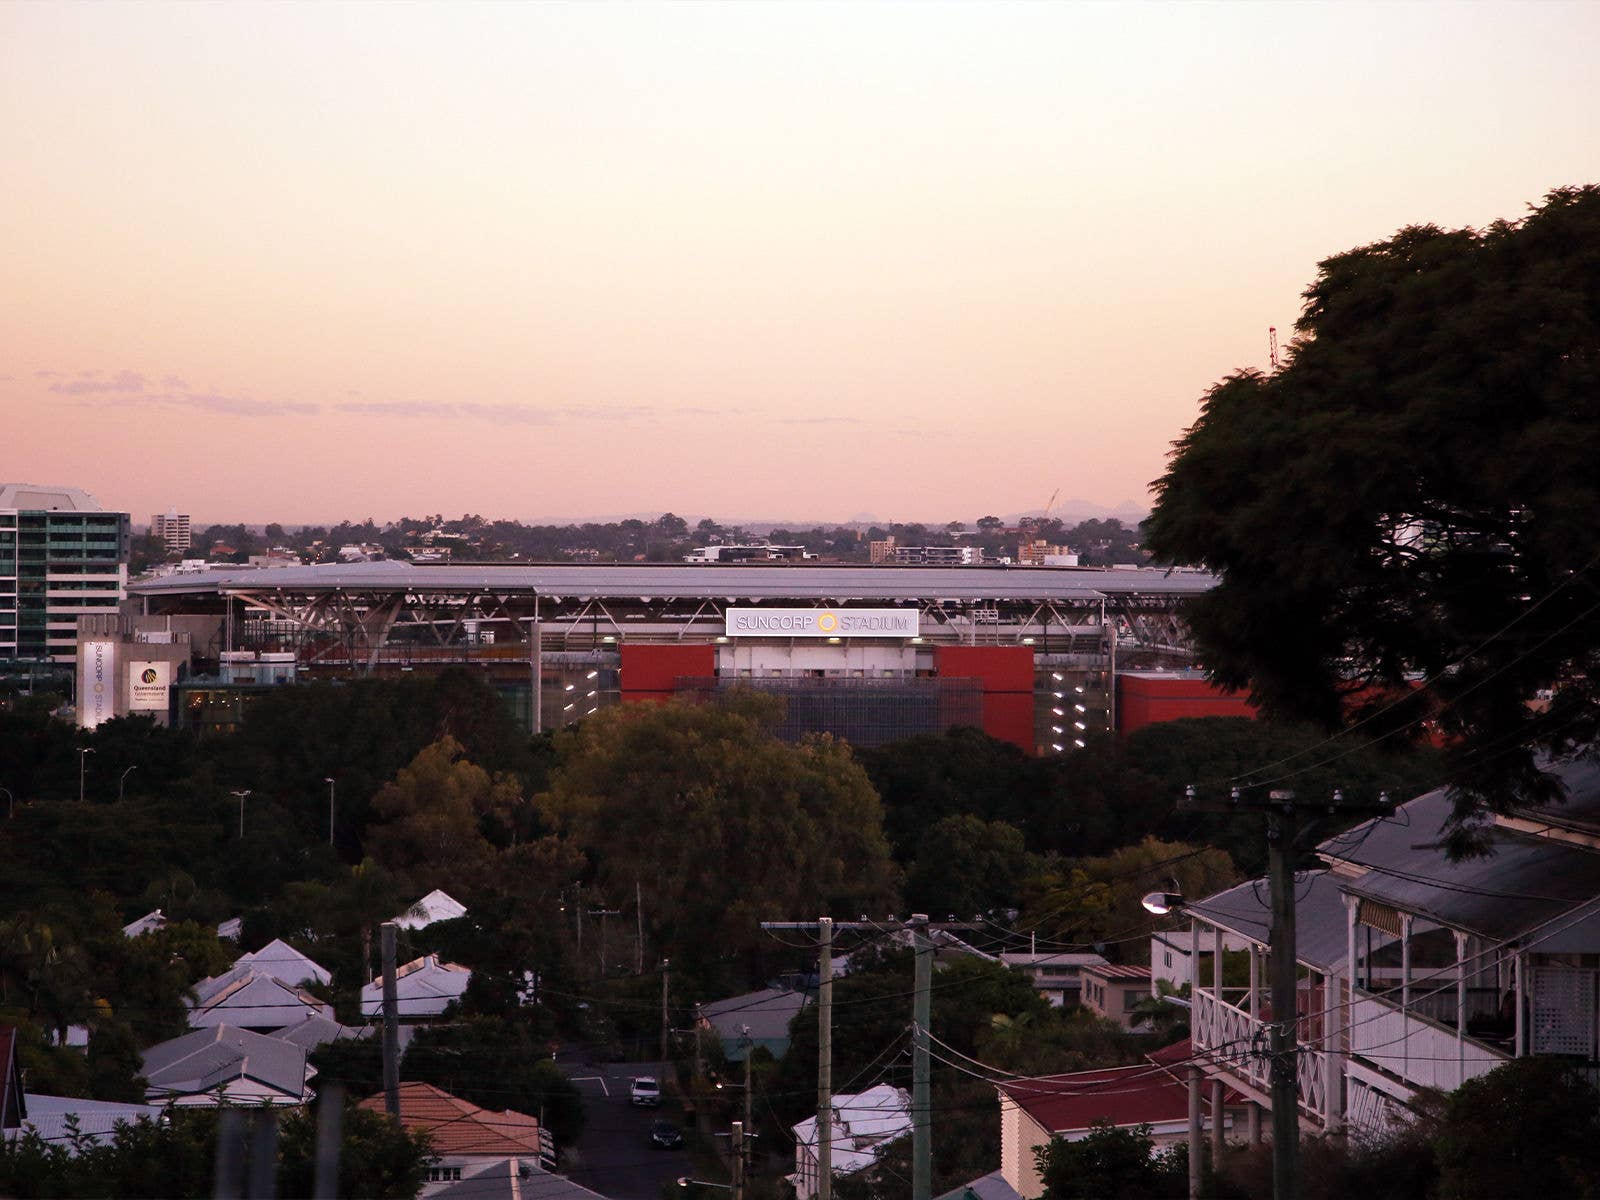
[119,765,137,803]
[78,747,94,803]
[1,787,13,820]
[231,789,252,838]
[325,777,336,845]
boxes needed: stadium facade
[127,561,1220,752]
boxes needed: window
[427,1167,462,1182]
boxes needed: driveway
[561,1055,692,1200]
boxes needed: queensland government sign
[724,607,919,639]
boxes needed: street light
[119,765,137,803]
[231,789,252,838]
[78,747,94,803]
[0,786,13,820]
[1140,891,1185,916]
[325,777,336,845]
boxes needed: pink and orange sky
[3,1,1597,525]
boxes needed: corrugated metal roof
[700,987,811,1043]
[1186,870,1350,973]
[130,560,1214,603]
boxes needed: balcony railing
[1347,988,1508,1093]
[1192,990,1332,1124]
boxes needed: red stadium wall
[1116,672,1257,735]
[933,645,1036,752]
[620,644,716,704]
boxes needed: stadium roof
[131,560,1215,603]
[0,483,108,512]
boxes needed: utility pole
[660,958,671,1064]
[911,914,932,1200]
[1266,793,1300,1200]
[589,905,621,974]
[636,878,645,975]
[742,1028,755,1161]
[817,917,833,1200]
[381,921,400,1121]
[1179,784,1394,1200]
[325,777,336,845]
[730,1120,745,1200]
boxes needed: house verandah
[1185,761,1600,1145]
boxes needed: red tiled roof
[1143,1038,1194,1067]
[356,1082,541,1156]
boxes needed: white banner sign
[79,640,117,729]
[724,608,919,639]
[128,660,172,712]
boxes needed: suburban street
[561,1054,693,1200]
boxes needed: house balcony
[1191,988,1334,1127]
[1347,987,1510,1094]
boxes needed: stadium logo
[141,668,159,684]
[816,612,838,632]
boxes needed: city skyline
[5,1,1598,523]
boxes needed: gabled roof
[699,988,811,1043]
[122,910,167,938]
[935,1170,1022,1200]
[357,1082,542,1156]
[189,964,333,1030]
[360,955,472,1018]
[394,889,468,930]
[234,939,331,988]
[141,1025,313,1105]
[794,1084,912,1151]
[998,952,1107,969]
[271,1015,372,1052]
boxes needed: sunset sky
[3,1,1597,526]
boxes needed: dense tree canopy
[1146,186,1600,839]
[536,698,899,966]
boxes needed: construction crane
[1269,326,1282,372]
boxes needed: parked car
[630,1076,661,1107]
[649,1120,683,1149]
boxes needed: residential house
[122,910,167,938]
[357,1081,555,1192]
[698,987,811,1061]
[394,889,469,930]
[996,1040,1241,1199]
[935,1170,1022,1200]
[429,1159,607,1200]
[188,963,334,1031]
[234,939,332,988]
[12,1094,165,1152]
[141,1024,315,1107]
[1149,927,1251,996]
[998,952,1108,1008]
[272,1014,373,1054]
[1184,757,1600,1144]
[1079,963,1153,1030]
[792,1084,912,1200]
[360,955,472,1020]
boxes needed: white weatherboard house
[1184,756,1600,1143]
[791,1085,912,1200]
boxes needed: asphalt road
[561,1055,692,1200]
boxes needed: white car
[630,1076,661,1107]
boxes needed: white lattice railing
[1347,989,1507,1093]
[1192,990,1332,1123]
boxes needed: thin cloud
[50,369,146,395]
[774,415,863,426]
[333,401,664,425]
[161,375,190,390]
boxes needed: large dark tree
[1146,186,1600,843]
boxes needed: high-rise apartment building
[0,484,129,663]
[151,508,192,552]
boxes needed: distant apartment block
[681,544,811,563]
[0,484,129,663]
[150,508,192,553]
[887,545,981,566]
[1016,540,1078,566]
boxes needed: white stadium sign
[724,607,919,639]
